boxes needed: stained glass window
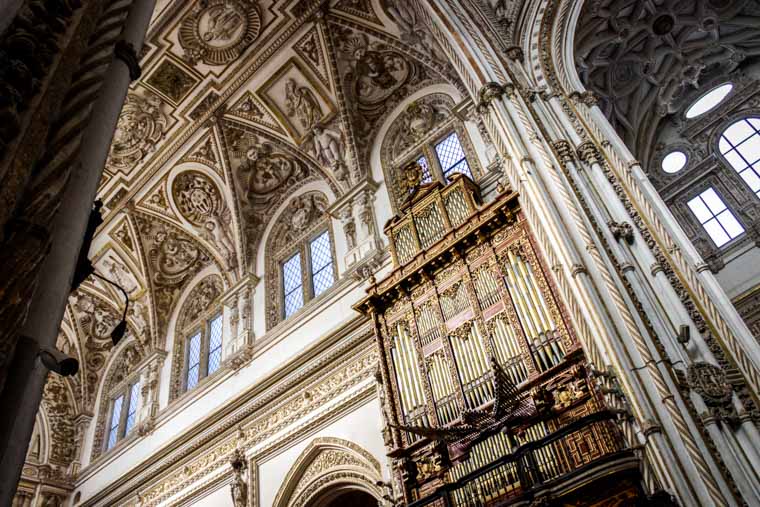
[310,231,334,297]
[186,331,201,390]
[435,132,473,181]
[207,314,223,375]
[107,395,124,450]
[719,118,760,199]
[124,381,140,435]
[687,188,744,247]
[283,253,304,318]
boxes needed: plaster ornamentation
[105,91,168,175]
[273,437,383,507]
[172,171,237,269]
[169,274,225,401]
[134,346,378,506]
[687,362,738,424]
[179,0,262,66]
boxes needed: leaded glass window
[687,188,745,247]
[283,253,305,318]
[417,156,433,184]
[435,132,473,181]
[719,117,760,199]
[183,312,225,393]
[207,314,223,375]
[106,395,123,450]
[185,331,201,390]
[105,377,141,451]
[310,231,335,297]
[124,381,140,434]
[279,229,336,321]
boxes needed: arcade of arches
[0,0,759,506]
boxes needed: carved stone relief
[134,214,214,346]
[145,59,199,104]
[172,170,237,269]
[105,91,168,175]
[179,0,262,66]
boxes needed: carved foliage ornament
[179,0,261,66]
[106,91,167,173]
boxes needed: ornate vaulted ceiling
[574,0,760,168]
[38,0,463,475]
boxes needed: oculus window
[687,188,744,247]
[685,83,733,119]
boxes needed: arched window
[719,117,760,199]
[169,274,225,400]
[91,341,145,457]
[266,192,336,329]
[381,93,482,210]
[105,380,140,450]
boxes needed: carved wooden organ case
[356,175,632,505]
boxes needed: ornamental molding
[78,326,376,506]
[272,437,382,507]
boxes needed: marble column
[0,0,156,503]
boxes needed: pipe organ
[356,173,647,505]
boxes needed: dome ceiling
[574,0,760,167]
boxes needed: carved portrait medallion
[179,0,261,66]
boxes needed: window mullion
[303,243,313,301]
[118,387,130,439]
[200,325,209,379]
[425,144,445,184]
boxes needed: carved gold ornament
[179,0,261,66]
[106,91,167,173]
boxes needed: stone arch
[168,272,226,401]
[263,190,336,330]
[272,437,383,507]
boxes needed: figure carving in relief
[381,0,438,58]
[201,5,244,44]
[285,78,322,130]
[309,123,349,182]
[242,142,299,195]
[340,33,409,105]
[104,256,138,295]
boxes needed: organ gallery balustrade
[356,169,644,505]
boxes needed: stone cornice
[77,321,375,505]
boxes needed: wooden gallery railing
[355,173,635,505]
